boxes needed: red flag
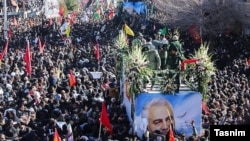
[0,40,9,60]
[70,12,76,25]
[53,128,61,141]
[107,10,114,20]
[100,102,112,134]
[23,42,32,75]
[94,43,100,61]
[181,58,200,71]
[13,16,18,27]
[169,125,175,141]
[59,5,64,16]
[69,70,76,87]
[7,28,12,39]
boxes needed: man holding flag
[23,39,32,75]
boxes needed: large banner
[135,92,202,139]
[122,80,132,122]
[44,0,60,18]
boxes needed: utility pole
[3,0,8,39]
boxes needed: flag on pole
[58,5,65,16]
[94,43,100,61]
[124,24,134,36]
[108,9,115,20]
[23,41,32,75]
[53,128,61,141]
[70,12,76,25]
[180,58,200,71]
[0,40,9,61]
[161,27,167,35]
[69,70,76,87]
[65,25,71,37]
[94,9,101,19]
[100,102,112,134]
[7,28,12,39]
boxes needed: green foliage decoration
[114,31,153,97]
[182,42,216,99]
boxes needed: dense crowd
[0,0,42,13]
[0,3,250,141]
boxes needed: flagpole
[98,121,102,140]
[3,0,8,39]
[26,37,31,78]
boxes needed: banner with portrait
[122,80,132,122]
[44,0,60,18]
[135,92,202,139]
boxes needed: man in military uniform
[169,35,182,55]
[142,39,161,90]
[167,46,184,70]
[142,38,161,70]
[132,32,146,47]
[143,37,156,50]
[158,44,169,70]
[166,45,185,93]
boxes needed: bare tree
[150,0,239,35]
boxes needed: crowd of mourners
[0,2,250,141]
[0,0,42,13]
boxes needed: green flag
[94,11,100,19]
[161,27,167,35]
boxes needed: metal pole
[3,0,8,39]
[98,122,102,140]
